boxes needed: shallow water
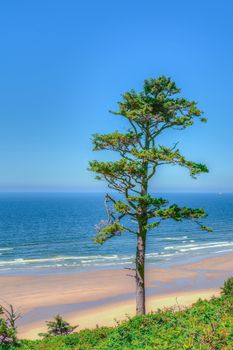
[0,192,232,273]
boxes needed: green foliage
[93,131,140,152]
[0,319,17,346]
[0,305,18,346]
[156,205,207,221]
[39,315,78,338]
[4,295,233,350]
[131,145,208,178]
[114,201,130,214]
[95,222,125,244]
[221,277,233,296]
[89,76,211,244]
[89,159,144,179]
[113,76,205,128]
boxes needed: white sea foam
[215,248,233,254]
[146,252,179,258]
[0,251,179,267]
[1,240,232,269]
[164,241,233,251]
[159,236,188,241]
[92,261,133,267]
[146,253,159,257]
[0,254,127,266]
[178,242,233,252]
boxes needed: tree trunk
[136,232,146,315]
[135,127,149,315]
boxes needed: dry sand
[0,253,232,339]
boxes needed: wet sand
[0,253,232,339]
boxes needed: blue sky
[0,0,232,192]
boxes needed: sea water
[0,192,232,273]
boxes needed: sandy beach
[0,253,232,339]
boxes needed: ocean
[0,192,232,274]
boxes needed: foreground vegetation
[1,293,233,350]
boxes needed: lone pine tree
[89,76,211,315]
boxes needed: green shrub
[0,318,17,346]
[2,280,233,349]
[221,276,233,296]
[2,294,232,350]
[0,304,19,346]
[39,315,78,338]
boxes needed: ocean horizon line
[0,191,232,194]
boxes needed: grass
[2,295,233,350]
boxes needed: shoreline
[20,289,220,340]
[0,248,230,277]
[0,252,232,340]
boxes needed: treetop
[111,76,207,134]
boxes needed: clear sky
[0,0,232,192]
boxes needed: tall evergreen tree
[89,76,211,315]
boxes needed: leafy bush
[221,276,233,296]
[2,294,233,350]
[2,279,233,349]
[0,318,17,346]
[39,315,78,338]
[0,304,20,346]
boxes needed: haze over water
[0,193,232,273]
